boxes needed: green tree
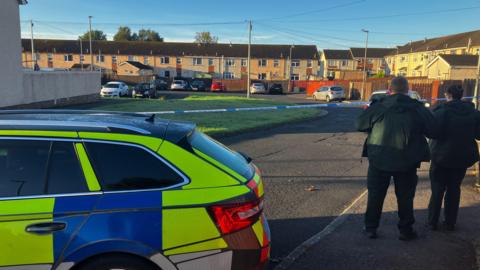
[79,30,107,41]
[194,32,218,44]
[137,29,163,42]
[113,26,134,41]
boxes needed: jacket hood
[380,94,421,112]
[436,100,475,116]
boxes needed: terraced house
[21,39,320,81]
[385,29,480,77]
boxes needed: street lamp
[361,29,369,100]
[88,16,93,71]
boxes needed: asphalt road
[218,107,368,265]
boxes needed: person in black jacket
[428,85,480,231]
[356,76,438,240]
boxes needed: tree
[195,32,218,44]
[79,30,107,41]
[137,29,163,42]
[113,26,134,41]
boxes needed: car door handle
[25,222,66,235]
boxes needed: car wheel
[75,254,157,270]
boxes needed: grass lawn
[66,96,323,136]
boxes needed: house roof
[350,48,395,58]
[439,54,479,67]
[391,29,480,55]
[120,61,154,70]
[22,39,319,59]
[323,49,352,60]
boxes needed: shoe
[363,228,377,239]
[399,230,418,241]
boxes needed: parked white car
[368,90,430,108]
[170,80,189,90]
[313,86,346,102]
[100,82,129,97]
[250,83,267,94]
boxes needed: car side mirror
[238,151,253,163]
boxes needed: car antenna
[145,114,156,123]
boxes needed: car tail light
[209,199,263,234]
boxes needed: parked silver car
[250,83,267,94]
[313,86,345,102]
[170,80,189,90]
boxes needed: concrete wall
[0,0,23,102]
[1,71,101,108]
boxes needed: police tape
[138,96,479,115]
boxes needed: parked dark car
[152,79,168,90]
[269,83,284,94]
[132,83,157,98]
[191,80,207,91]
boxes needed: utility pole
[30,20,35,70]
[88,16,93,71]
[247,20,252,99]
[288,45,294,92]
[79,38,84,71]
[361,29,369,100]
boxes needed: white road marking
[274,189,368,270]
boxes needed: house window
[80,55,85,62]
[258,73,267,80]
[273,59,280,67]
[64,54,73,62]
[112,55,117,64]
[450,50,456,55]
[341,60,347,67]
[34,53,41,61]
[47,53,53,62]
[225,58,235,67]
[290,74,299,80]
[164,70,170,77]
[307,60,313,68]
[143,56,149,65]
[176,57,182,64]
[291,60,300,67]
[208,58,214,66]
[128,55,137,61]
[258,59,267,67]
[328,60,335,66]
[367,59,373,64]
[241,59,248,67]
[96,55,105,63]
[193,58,203,65]
[223,72,234,79]
[160,57,169,64]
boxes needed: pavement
[288,173,480,270]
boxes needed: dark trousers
[428,163,466,226]
[365,165,418,233]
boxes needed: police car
[0,110,270,270]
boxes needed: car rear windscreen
[188,131,254,180]
[331,87,344,91]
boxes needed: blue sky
[19,0,480,50]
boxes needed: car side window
[85,142,184,191]
[0,140,50,197]
[47,142,89,195]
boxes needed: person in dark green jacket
[356,76,438,241]
[428,85,480,231]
